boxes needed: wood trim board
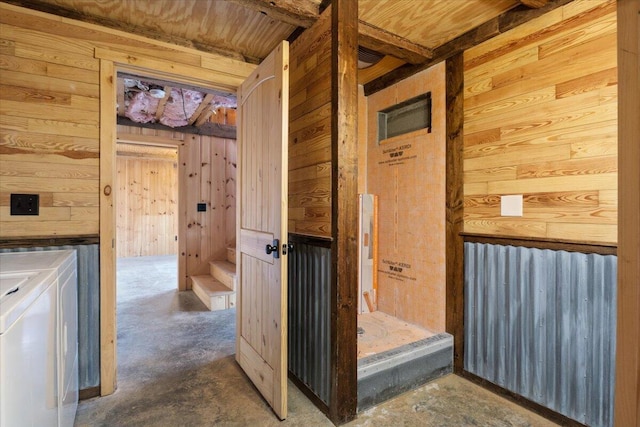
[462,233,617,255]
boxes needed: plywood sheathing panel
[462,0,618,243]
[367,62,447,333]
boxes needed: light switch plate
[501,195,523,217]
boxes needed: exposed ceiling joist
[364,0,573,95]
[155,86,172,121]
[358,21,433,64]
[188,93,215,126]
[230,0,432,65]
[229,0,320,28]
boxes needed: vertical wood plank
[99,58,116,396]
[446,52,465,373]
[615,0,640,425]
[178,140,188,290]
[330,0,358,423]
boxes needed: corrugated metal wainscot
[1,244,100,391]
[464,242,616,427]
[287,234,331,405]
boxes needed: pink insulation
[160,88,204,127]
[125,91,160,123]
[211,94,237,109]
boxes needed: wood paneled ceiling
[9,0,561,90]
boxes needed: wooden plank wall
[463,0,618,243]
[117,125,235,286]
[0,2,252,240]
[116,143,178,258]
[288,9,332,238]
[366,63,447,333]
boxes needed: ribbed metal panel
[464,242,616,427]
[287,235,331,405]
[1,244,101,390]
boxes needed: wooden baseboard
[0,235,100,249]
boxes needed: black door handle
[266,239,280,259]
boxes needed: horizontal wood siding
[0,3,252,240]
[116,143,178,258]
[463,0,617,243]
[288,9,332,238]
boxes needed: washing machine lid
[0,269,56,334]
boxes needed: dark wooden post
[445,52,465,373]
[330,0,358,423]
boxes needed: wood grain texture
[288,5,331,238]
[463,0,617,243]
[0,3,254,242]
[615,0,640,425]
[115,144,178,257]
[359,0,518,49]
[330,1,358,423]
[445,53,465,373]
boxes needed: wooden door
[236,41,289,419]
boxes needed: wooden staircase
[191,246,237,311]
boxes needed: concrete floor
[75,255,557,427]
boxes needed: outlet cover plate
[11,193,40,215]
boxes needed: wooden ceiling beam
[233,0,432,64]
[364,0,574,95]
[229,0,320,28]
[117,116,236,139]
[358,21,433,64]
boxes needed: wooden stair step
[226,246,236,264]
[209,260,236,290]
[191,275,235,311]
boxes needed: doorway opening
[111,70,240,389]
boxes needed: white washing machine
[0,267,59,427]
[0,250,78,427]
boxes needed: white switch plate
[501,195,523,217]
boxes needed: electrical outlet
[10,194,40,216]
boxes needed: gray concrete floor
[75,255,557,427]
